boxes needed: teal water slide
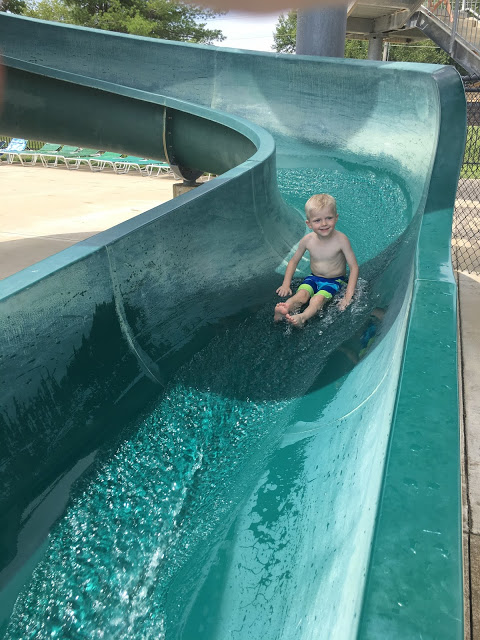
[0,12,466,639]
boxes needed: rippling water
[3,166,410,639]
[277,165,410,263]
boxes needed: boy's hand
[337,297,351,311]
[276,285,292,297]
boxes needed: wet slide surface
[0,13,466,639]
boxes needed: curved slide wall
[0,13,466,639]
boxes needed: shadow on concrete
[0,232,99,279]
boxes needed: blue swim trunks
[359,322,377,358]
[298,274,347,299]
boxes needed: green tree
[344,39,367,59]
[23,0,74,23]
[272,9,296,54]
[0,0,26,12]
[387,41,453,64]
[22,0,225,44]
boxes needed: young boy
[274,193,358,327]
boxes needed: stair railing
[423,0,480,56]
[450,0,461,52]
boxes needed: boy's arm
[338,236,359,310]
[276,238,307,297]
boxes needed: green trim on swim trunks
[298,283,314,297]
[314,290,332,299]
[359,337,376,359]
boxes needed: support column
[367,35,383,60]
[382,41,390,61]
[172,181,200,198]
[296,3,348,58]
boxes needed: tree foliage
[20,0,225,44]
[272,9,296,54]
[272,10,459,68]
[387,40,453,65]
[1,0,26,12]
[345,39,367,59]
[23,0,74,23]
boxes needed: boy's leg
[274,289,310,322]
[286,294,327,327]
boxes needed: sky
[204,11,282,52]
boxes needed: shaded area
[0,232,98,279]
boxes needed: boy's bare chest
[306,237,342,260]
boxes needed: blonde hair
[305,194,337,219]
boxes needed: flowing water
[1,165,411,639]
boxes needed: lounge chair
[114,157,171,176]
[40,145,81,168]
[87,152,125,172]
[18,142,62,166]
[146,161,172,177]
[0,138,28,164]
[63,148,102,169]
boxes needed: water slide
[0,12,466,639]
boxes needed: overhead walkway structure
[347,0,480,73]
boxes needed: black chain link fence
[454,77,480,274]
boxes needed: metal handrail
[450,0,461,51]
[423,0,480,57]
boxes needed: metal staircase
[346,0,480,73]
[407,4,480,73]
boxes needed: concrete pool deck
[458,269,480,639]
[0,164,178,279]
[0,163,478,638]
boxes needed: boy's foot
[286,313,306,328]
[274,302,290,322]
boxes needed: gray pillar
[296,3,348,58]
[367,35,383,60]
